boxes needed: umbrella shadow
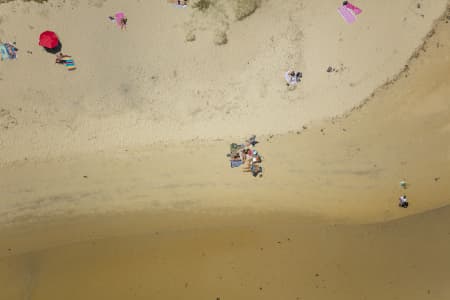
[44,41,62,54]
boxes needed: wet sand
[2,207,450,300]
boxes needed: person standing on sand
[399,195,408,208]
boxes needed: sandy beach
[0,0,449,299]
[0,0,447,162]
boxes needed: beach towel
[0,44,9,60]
[0,43,17,60]
[285,72,298,85]
[115,12,125,27]
[65,59,76,71]
[338,5,356,23]
[345,2,362,15]
[5,44,17,59]
[230,159,243,168]
[230,143,244,154]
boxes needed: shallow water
[1,208,450,300]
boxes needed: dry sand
[0,0,447,162]
[1,7,449,226]
[0,0,449,299]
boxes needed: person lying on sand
[246,135,258,147]
[109,13,127,30]
[120,18,128,30]
[243,149,261,163]
[55,53,71,64]
[244,149,253,160]
[251,163,263,177]
[252,152,262,163]
[285,70,302,86]
[230,152,240,160]
[238,149,246,162]
[167,0,188,7]
[242,159,252,172]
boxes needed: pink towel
[345,2,362,15]
[115,12,125,26]
[338,6,356,23]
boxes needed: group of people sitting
[228,135,263,178]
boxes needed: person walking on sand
[398,195,408,208]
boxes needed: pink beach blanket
[115,12,125,26]
[345,2,362,15]
[338,6,356,23]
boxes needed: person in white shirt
[285,70,302,86]
[398,195,408,208]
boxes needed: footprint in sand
[88,0,106,8]
[0,109,18,130]
[70,0,80,9]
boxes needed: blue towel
[230,160,243,168]
[0,44,10,60]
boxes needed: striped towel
[65,59,76,71]
[345,2,362,15]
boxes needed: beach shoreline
[2,202,450,299]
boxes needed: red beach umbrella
[38,31,59,49]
